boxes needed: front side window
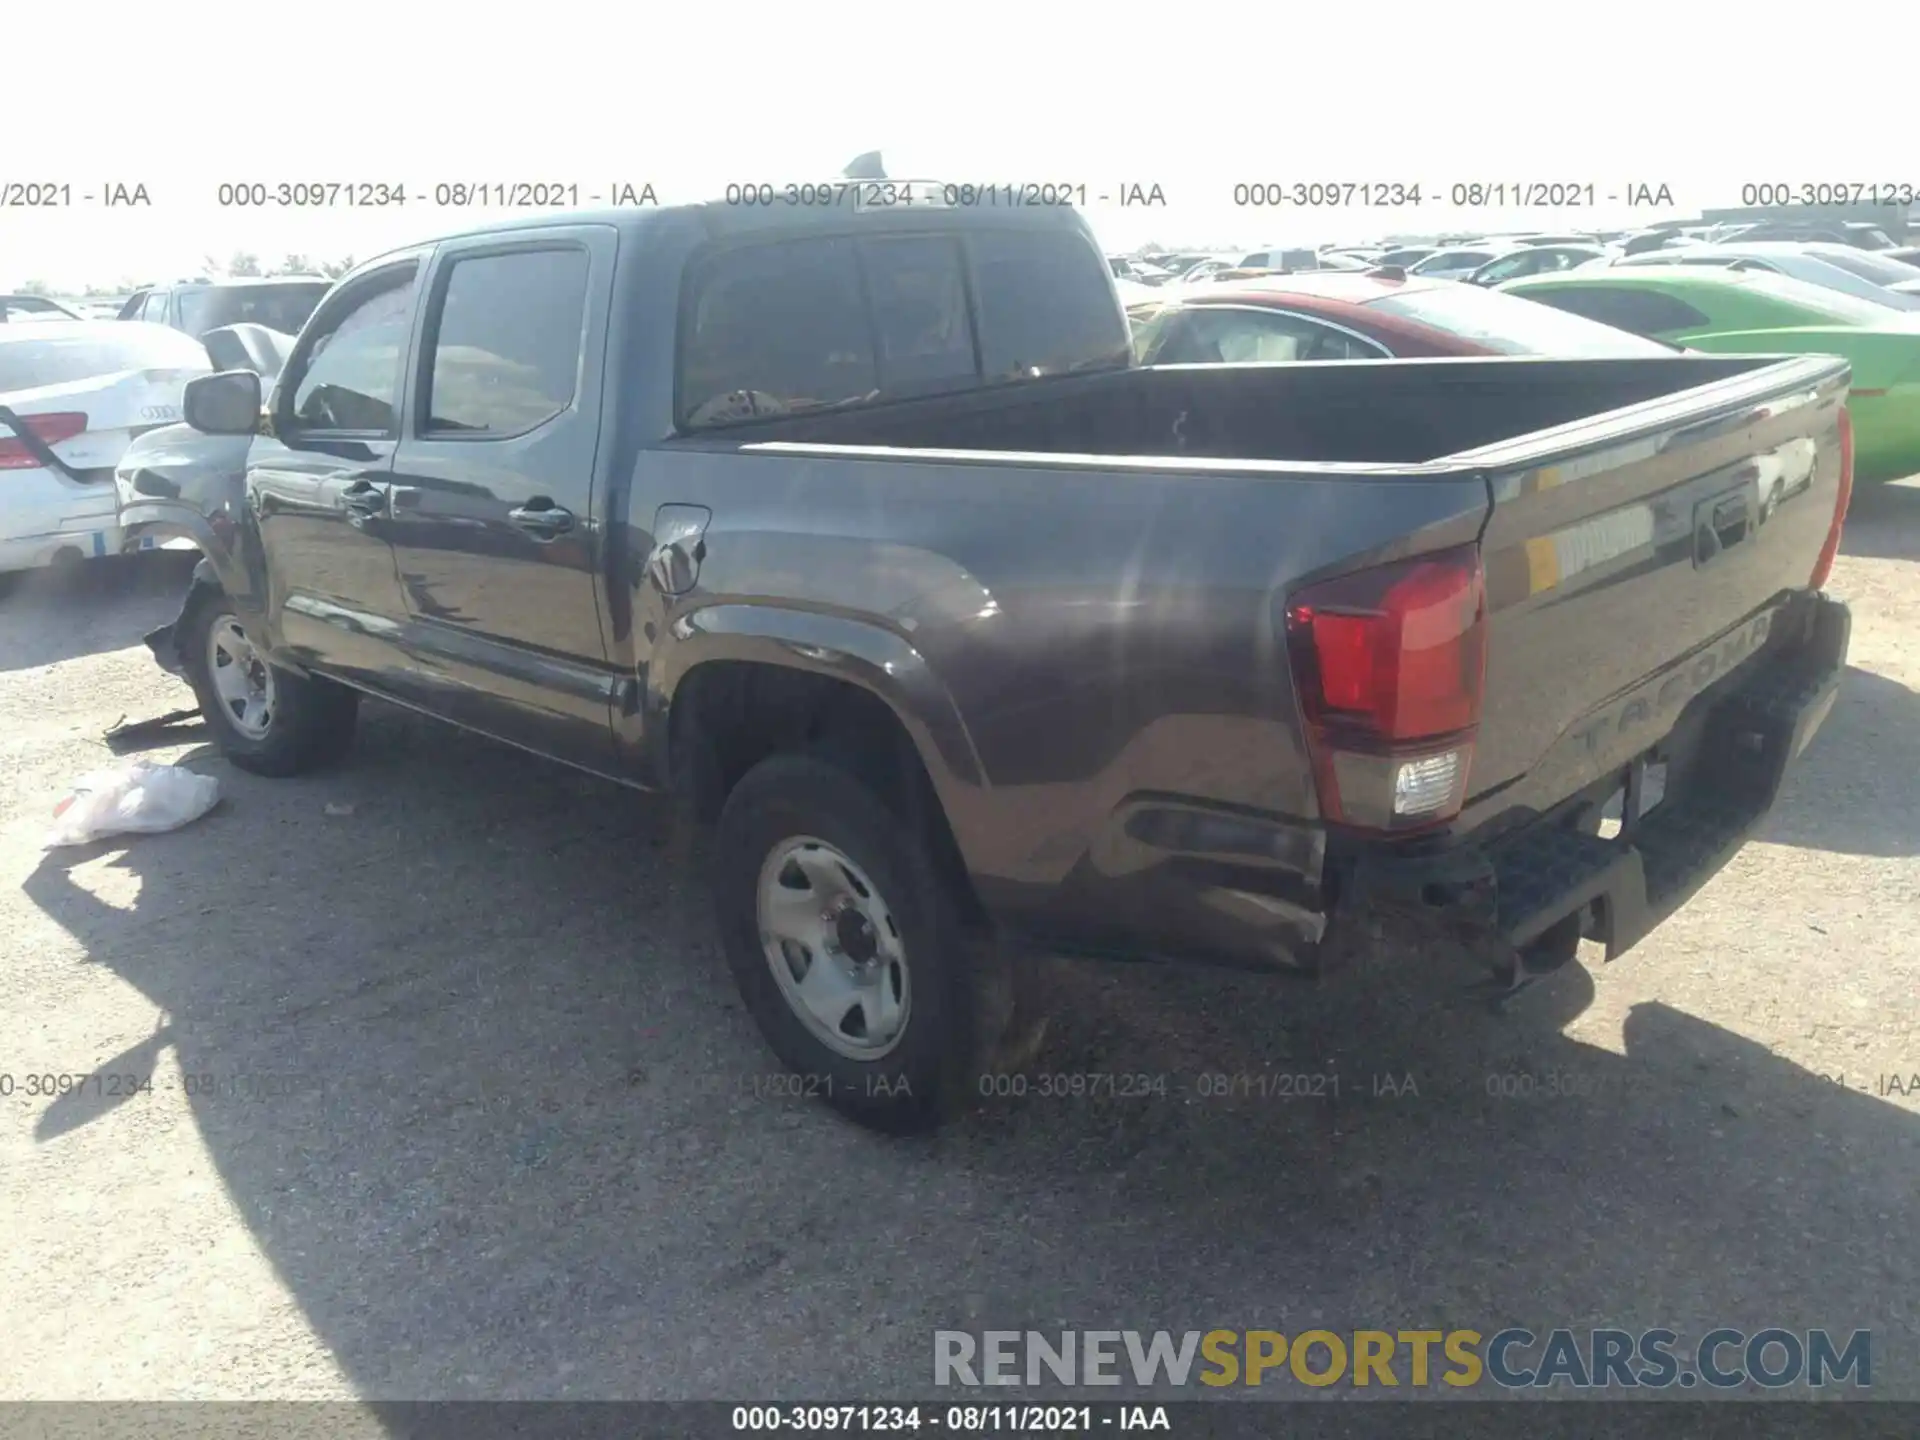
[424,249,590,435]
[141,291,170,324]
[289,269,417,432]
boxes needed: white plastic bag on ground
[45,760,221,848]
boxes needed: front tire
[712,754,1028,1133]
[182,588,359,777]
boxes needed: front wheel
[182,588,359,776]
[712,754,1037,1133]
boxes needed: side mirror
[184,370,264,435]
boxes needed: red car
[1128,270,1677,364]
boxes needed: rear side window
[679,237,877,428]
[1521,285,1708,336]
[677,227,1129,429]
[968,229,1131,381]
[423,249,590,435]
[861,237,976,393]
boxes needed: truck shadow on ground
[0,551,198,673]
[20,703,1919,1400]
[1839,479,1920,564]
[1749,664,1920,857]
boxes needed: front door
[383,227,618,770]
[246,258,421,691]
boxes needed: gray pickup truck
[137,192,1854,1131]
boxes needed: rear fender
[645,603,986,816]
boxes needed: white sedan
[0,322,213,573]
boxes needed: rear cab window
[676,226,1129,431]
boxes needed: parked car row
[0,273,336,575]
[0,322,220,570]
[115,276,332,340]
[1500,267,1920,482]
[1,294,85,323]
[1123,245,1920,484]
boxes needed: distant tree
[318,255,356,279]
[17,279,52,296]
[228,251,262,277]
[202,253,225,277]
[274,253,315,276]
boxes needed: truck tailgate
[1456,355,1850,830]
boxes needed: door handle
[509,502,575,538]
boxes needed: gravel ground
[0,487,1916,1405]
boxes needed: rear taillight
[1809,405,1854,591]
[1284,545,1487,833]
[0,411,88,470]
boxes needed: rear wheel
[712,754,1036,1133]
[182,588,359,776]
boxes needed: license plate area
[1597,755,1668,840]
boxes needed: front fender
[117,498,265,620]
[114,424,264,621]
[648,603,987,805]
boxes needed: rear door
[245,256,421,688]
[382,224,618,770]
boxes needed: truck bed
[673,350,1850,949]
[739,353,1785,465]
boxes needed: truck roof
[351,192,1100,275]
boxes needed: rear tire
[712,754,1031,1133]
[182,587,359,777]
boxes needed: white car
[0,321,214,573]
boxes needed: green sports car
[1500,266,1920,483]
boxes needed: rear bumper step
[1342,594,1849,986]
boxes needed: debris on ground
[45,760,221,847]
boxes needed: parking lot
[1,483,1916,1402]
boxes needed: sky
[5,2,1913,292]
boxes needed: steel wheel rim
[756,836,911,1060]
[207,616,276,739]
